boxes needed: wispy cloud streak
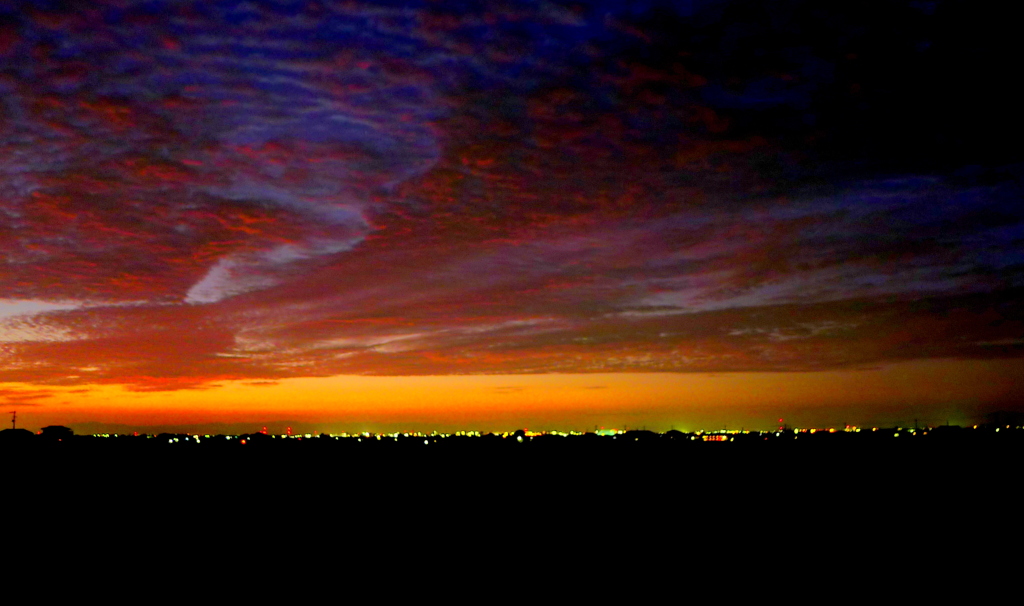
[0,1,1020,389]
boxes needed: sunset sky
[2,1,1022,433]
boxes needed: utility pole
[10,411,15,430]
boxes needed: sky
[2,0,1022,433]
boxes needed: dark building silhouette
[0,428,35,443]
[39,425,74,440]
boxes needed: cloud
[493,386,525,393]
[0,1,1020,389]
[0,387,56,405]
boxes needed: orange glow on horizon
[5,357,1023,434]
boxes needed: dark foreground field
[6,429,1018,519]
[9,431,1010,579]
